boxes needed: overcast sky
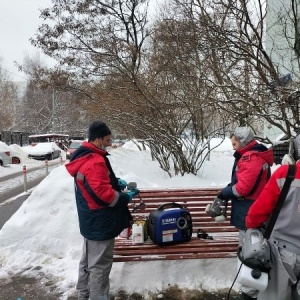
[0,0,52,81]
[0,0,161,82]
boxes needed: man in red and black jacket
[218,127,274,300]
[218,127,274,231]
[66,120,138,300]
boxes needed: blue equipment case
[147,202,193,245]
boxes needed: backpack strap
[248,162,271,196]
[263,164,296,239]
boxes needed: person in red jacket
[65,120,139,300]
[217,127,274,300]
[246,135,300,300]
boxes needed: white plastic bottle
[132,223,144,244]
[237,258,268,291]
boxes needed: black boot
[231,292,257,300]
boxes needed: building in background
[263,0,299,143]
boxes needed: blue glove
[129,187,140,196]
[126,188,140,202]
[118,178,128,191]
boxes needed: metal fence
[0,131,32,146]
[0,131,85,146]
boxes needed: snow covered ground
[0,139,280,299]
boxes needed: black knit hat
[88,120,112,140]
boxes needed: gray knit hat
[234,127,254,147]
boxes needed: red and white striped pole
[23,165,27,192]
[45,159,49,176]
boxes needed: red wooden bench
[113,188,239,262]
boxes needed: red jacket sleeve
[246,165,286,228]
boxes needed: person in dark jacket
[65,120,138,300]
[217,127,274,300]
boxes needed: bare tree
[16,54,89,136]
[0,58,18,131]
[31,0,228,175]
[32,0,300,176]
[174,0,300,141]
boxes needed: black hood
[70,146,93,162]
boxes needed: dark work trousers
[76,238,115,300]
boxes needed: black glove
[217,192,225,200]
[218,185,234,200]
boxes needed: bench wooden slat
[114,252,237,262]
[114,244,237,252]
[115,238,237,248]
[114,239,238,261]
